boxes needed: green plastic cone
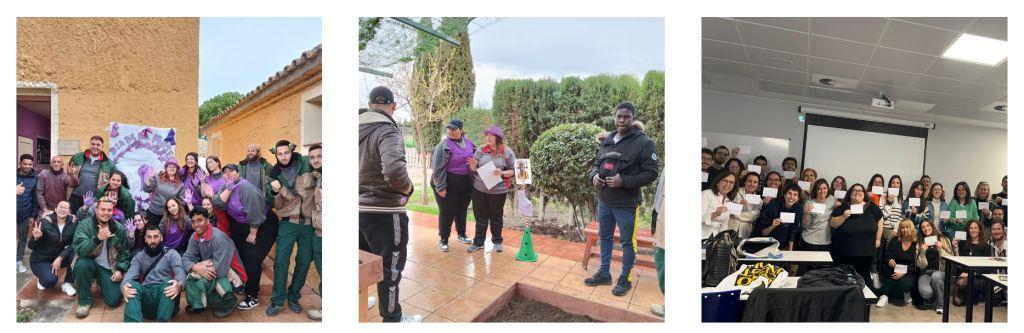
[515,227,538,262]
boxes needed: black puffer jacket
[591,127,659,206]
[27,213,78,263]
[358,108,414,212]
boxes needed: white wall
[703,90,1007,190]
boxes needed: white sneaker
[62,282,77,296]
[936,308,944,314]
[870,272,881,289]
[36,281,45,290]
[400,314,423,323]
[17,261,27,273]
[368,296,376,309]
[875,295,889,308]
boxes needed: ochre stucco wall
[203,83,319,164]
[17,17,200,162]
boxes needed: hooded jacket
[17,169,40,222]
[591,126,659,206]
[312,168,322,236]
[238,156,274,205]
[358,108,413,213]
[269,152,315,225]
[72,214,131,273]
[69,150,117,195]
[95,183,137,218]
[143,173,185,215]
[27,212,78,263]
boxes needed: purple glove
[184,188,194,203]
[84,191,95,207]
[224,179,240,192]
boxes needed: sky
[199,17,322,104]
[359,17,665,121]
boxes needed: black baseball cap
[223,163,239,172]
[447,118,464,129]
[369,86,394,105]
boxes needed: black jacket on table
[742,285,866,322]
[591,127,659,206]
[27,212,78,263]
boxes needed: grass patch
[16,305,36,323]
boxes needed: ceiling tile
[809,58,866,79]
[751,65,807,85]
[912,76,969,94]
[920,91,982,109]
[888,86,935,103]
[736,21,809,54]
[925,58,992,81]
[746,46,808,72]
[703,17,741,43]
[807,86,854,103]
[929,106,1007,122]
[703,57,752,77]
[809,35,875,64]
[965,17,1007,41]
[956,84,1007,102]
[869,47,937,73]
[861,67,922,87]
[854,81,896,96]
[759,80,808,96]
[879,20,959,55]
[735,17,808,32]
[810,17,888,44]
[973,61,1007,87]
[702,39,748,62]
[896,17,974,31]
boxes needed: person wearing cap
[466,125,517,253]
[358,86,419,322]
[213,163,269,311]
[67,135,118,215]
[266,139,317,317]
[585,102,659,297]
[143,159,186,227]
[430,118,476,252]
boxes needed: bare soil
[486,295,597,322]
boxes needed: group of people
[701,145,1008,315]
[359,86,664,322]
[16,134,324,322]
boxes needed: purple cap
[483,125,505,139]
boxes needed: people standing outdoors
[358,86,419,322]
[68,136,117,214]
[266,140,316,317]
[238,145,278,237]
[583,102,659,298]
[753,182,803,251]
[916,220,951,314]
[143,159,185,229]
[182,208,244,318]
[121,225,186,322]
[946,182,979,237]
[35,155,80,216]
[829,183,884,284]
[650,172,666,318]
[27,201,78,296]
[159,197,192,254]
[213,163,268,311]
[17,154,42,273]
[466,125,517,253]
[875,219,919,308]
[180,152,208,212]
[306,144,323,321]
[71,197,131,318]
[95,171,137,221]
[201,156,231,233]
[431,118,476,251]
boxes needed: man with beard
[72,197,131,318]
[237,144,279,309]
[122,225,186,322]
[265,140,316,316]
[182,208,244,318]
[213,164,268,310]
[68,135,118,214]
[17,154,42,273]
[306,144,323,321]
[35,155,80,216]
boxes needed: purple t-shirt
[446,137,475,175]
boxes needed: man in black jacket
[584,102,659,297]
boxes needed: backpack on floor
[797,264,866,289]
[703,230,739,287]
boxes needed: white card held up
[894,264,908,274]
[834,190,847,199]
[925,236,937,245]
[725,202,743,216]
[1003,198,1008,206]
[477,161,503,190]
[979,202,990,210]
[762,187,778,198]
[888,188,900,196]
[783,171,797,179]
[871,186,884,195]
[955,210,967,219]
[940,211,951,219]
[798,181,811,191]
[747,164,761,174]
[955,231,967,241]
[812,203,826,214]
[702,172,709,183]
[780,212,795,223]
[909,197,921,206]
[744,194,762,205]
[850,203,864,214]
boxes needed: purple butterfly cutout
[111,123,120,138]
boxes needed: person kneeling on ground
[876,219,919,307]
[71,197,131,318]
[182,208,246,318]
[27,201,78,296]
[122,225,186,322]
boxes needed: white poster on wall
[108,122,177,212]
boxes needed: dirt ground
[486,295,597,323]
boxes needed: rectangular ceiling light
[942,33,1008,66]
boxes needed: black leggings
[229,212,279,295]
[435,173,473,242]
[471,190,507,247]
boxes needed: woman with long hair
[903,181,929,227]
[974,181,996,227]
[199,155,231,232]
[159,197,192,255]
[93,170,136,218]
[831,175,848,204]
[946,182,979,237]
[26,201,78,296]
[916,220,951,314]
[730,172,761,238]
[875,219,919,308]
[926,183,951,238]
[829,183,884,284]
[143,159,185,227]
[179,152,208,211]
[801,179,835,252]
[702,172,738,238]
[952,220,990,306]
[867,174,886,206]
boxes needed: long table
[981,274,1008,323]
[706,276,876,322]
[738,251,834,267]
[940,256,1008,322]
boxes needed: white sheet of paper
[812,203,826,214]
[762,187,778,198]
[725,202,743,216]
[955,231,967,241]
[894,264,908,274]
[783,171,797,179]
[979,202,990,210]
[1003,198,1008,206]
[744,194,762,205]
[702,137,708,147]
[477,161,503,190]
[798,181,811,191]
[955,210,967,219]
[747,165,761,173]
[909,197,921,206]
[888,187,900,196]
[871,186,884,195]
[702,172,709,183]
[780,212,795,223]
[940,210,951,219]
[834,190,847,199]
[925,236,937,245]
[851,203,864,214]
[738,146,751,154]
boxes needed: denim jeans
[597,201,638,281]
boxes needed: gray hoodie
[181,227,237,278]
[143,176,185,215]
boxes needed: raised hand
[97,225,112,241]
[84,192,95,207]
[31,219,43,240]
[271,180,282,192]
[201,182,215,198]
[184,188,194,203]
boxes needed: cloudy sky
[199,17,322,104]
[359,17,665,121]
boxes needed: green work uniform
[271,222,314,305]
[124,281,180,322]
[185,274,236,313]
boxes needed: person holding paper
[584,102,659,297]
[880,176,905,241]
[701,148,719,191]
[467,125,517,253]
[430,118,477,252]
[829,184,884,284]
[752,155,769,188]
[730,173,763,238]
[925,183,950,238]
[951,220,991,306]
[903,181,929,227]
[702,173,737,239]
[801,179,835,252]
[992,175,1007,222]
[915,220,952,314]
[781,157,798,180]
[945,182,979,237]
[752,183,803,250]
[761,171,783,205]
[867,174,886,206]
[974,181,996,227]
[875,219,919,308]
